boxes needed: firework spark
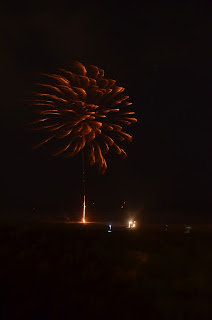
[31,62,136,174]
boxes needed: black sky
[1,0,211,223]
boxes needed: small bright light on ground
[184,225,192,234]
[108,224,112,232]
[128,220,136,229]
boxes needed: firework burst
[31,62,136,174]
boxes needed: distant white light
[108,224,112,232]
[184,225,192,234]
[128,220,136,229]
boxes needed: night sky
[1,1,211,223]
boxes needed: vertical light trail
[82,151,86,223]
[82,195,86,223]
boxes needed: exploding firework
[31,62,136,174]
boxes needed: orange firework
[31,62,137,174]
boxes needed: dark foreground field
[0,222,211,319]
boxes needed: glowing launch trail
[82,195,86,223]
[82,151,86,223]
